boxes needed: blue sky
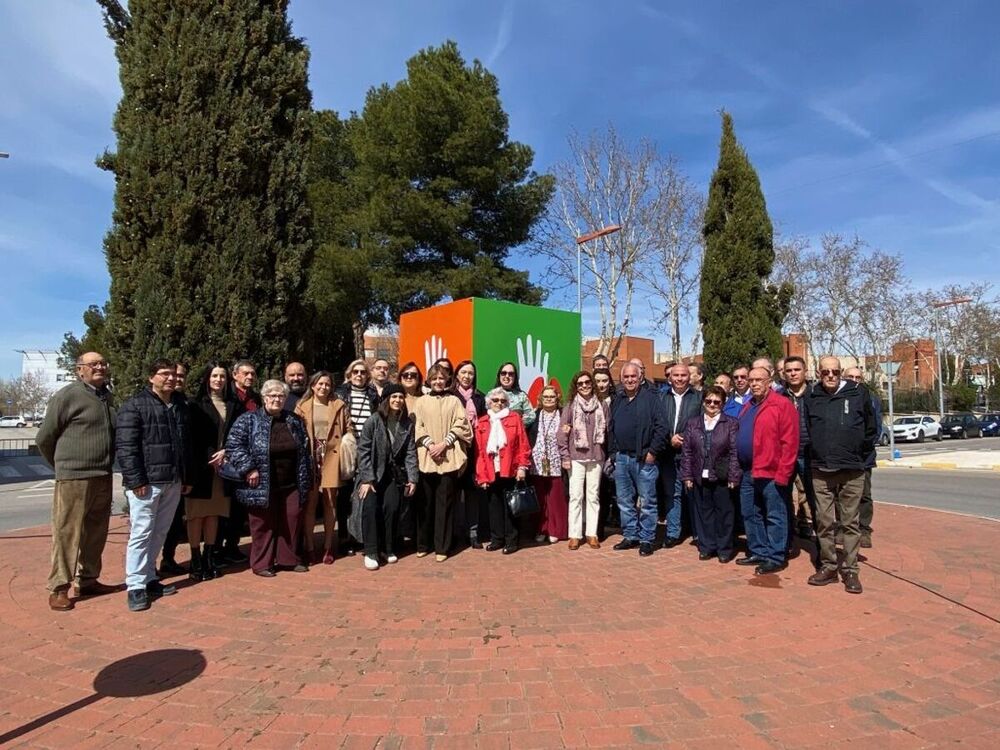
[2,0,998,377]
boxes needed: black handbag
[505,481,540,518]
[217,461,245,483]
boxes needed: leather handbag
[340,430,358,481]
[505,480,540,518]
[217,461,244,483]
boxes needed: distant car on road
[0,416,28,428]
[940,413,982,439]
[977,413,999,437]
[890,416,942,443]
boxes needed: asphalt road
[0,466,995,533]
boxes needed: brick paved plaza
[0,503,998,749]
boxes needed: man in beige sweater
[35,352,118,611]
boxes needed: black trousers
[337,479,354,543]
[691,480,735,557]
[461,463,490,543]
[486,477,518,548]
[598,472,619,540]
[221,499,248,552]
[416,471,458,555]
[362,474,402,557]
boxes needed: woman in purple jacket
[680,385,741,562]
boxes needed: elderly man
[117,359,192,611]
[609,363,668,556]
[844,366,881,548]
[805,360,878,593]
[723,365,752,417]
[782,356,816,543]
[36,352,118,611]
[283,361,308,412]
[658,363,702,548]
[735,366,799,575]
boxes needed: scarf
[457,384,478,425]
[572,394,606,450]
[486,408,510,456]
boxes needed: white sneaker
[534,534,546,543]
[363,556,379,571]
[386,554,398,564]
[549,536,558,544]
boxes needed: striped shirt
[348,387,373,435]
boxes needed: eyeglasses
[703,399,723,406]
[400,372,418,380]
[500,370,515,377]
[733,374,748,380]
[263,393,286,400]
[577,379,592,386]
[154,370,176,378]
[490,398,507,404]
[351,369,368,376]
[820,369,841,377]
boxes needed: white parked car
[890,415,942,443]
[0,416,28,428]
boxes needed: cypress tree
[699,112,791,376]
[96,0,313,391]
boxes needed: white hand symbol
[516,334,549,394]
[424,335,447,375]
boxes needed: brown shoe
[807,568,839,586]
[75,581,121,598]
[586,536,601,549]
[567,538,581,550]
[49,590,74,611]
[842,571,863,594]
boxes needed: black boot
[203,545,222,580]
[188,546,203,582]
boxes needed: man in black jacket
[117,359,192,612]
[657,363,702,548]
[608,363,668,557]
[802,356,877,594]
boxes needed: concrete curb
[877,460,1000,472]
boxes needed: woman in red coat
[475,387,531,554]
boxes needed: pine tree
[96,0,313,391]
[699,112,791,376]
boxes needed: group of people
[37,345,879,613]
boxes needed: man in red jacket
[734,366,799,574]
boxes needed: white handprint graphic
[424,335,447,376]
[516,334,550,403]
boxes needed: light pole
[574,224,621,314]
[930,296,972,420]
[884,360,900,461]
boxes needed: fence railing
[0,439,35,458]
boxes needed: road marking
[30,480,54,490]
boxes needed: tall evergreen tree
[96,0,313,391]
[307,41,554,359]
[699,112,791,375]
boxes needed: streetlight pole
[930,296,972,420]
[884,361,899,461]
[574,224,621,314]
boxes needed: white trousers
[568,460,602,538]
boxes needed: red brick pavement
[0,503,998,749]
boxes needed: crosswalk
[0,460,53,481]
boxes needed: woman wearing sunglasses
[558,371,608,550]
[679,385,741,563]
[397,362,424,413]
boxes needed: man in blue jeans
[116,359,192,612]
[734,366,799,575]
[608,363,668,557]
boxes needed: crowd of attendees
[36,347,879,612]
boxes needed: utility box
[398,298,581,405]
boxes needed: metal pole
[887,363,896,462]
[577,242,582,314]
[936,319,945,421]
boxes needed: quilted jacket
[225,410,312,508]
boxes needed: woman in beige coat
[295,371,350,564]
[412,363,473,562]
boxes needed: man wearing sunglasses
[802,357,878,594]
[723,366,752,417]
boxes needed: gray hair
[485,387,509,405]
[260,379,289,397]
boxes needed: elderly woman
[475,387,531,554]
[529,384,568,543]
[334,359,380,554]
[295,371,350,564]
[558,371,609,550]
[226,380,311,577]
[412,363,473,562]
[356,385,418,570]
[680,385,741,563]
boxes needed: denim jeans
[614,454,659,543]
[125,481,183,591]
[739,473,789,565]
[656,456,683,539]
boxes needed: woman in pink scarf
[558,371,609,549]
